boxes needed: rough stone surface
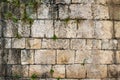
[26,38,41,49]
[66,64,86,78]
[69,4,92,19]
[86,64,107,78]
[1,0,120,79]
[53,65,65,78]
[57,50,75,64]
[31,20,53,38]
[55,20,77,38]
[35,50,56,64]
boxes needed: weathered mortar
[0,0,120,80]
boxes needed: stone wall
[0,0,120,80]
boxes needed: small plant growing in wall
[52,34,58,41]
[30,73,38,80]
[81,59,87,66]
[50,68,54,77]
[13,74,21,79]
[56,77,60,80]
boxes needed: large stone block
[71,39,86,50]
[37,4,56,19]
[31,20,53,38]
[29,65,51,77]
[113,6,120,20]
[59,5,69,19]
[12,38,25,48]
[42,39,69,49]
[4,38,11,48]
[26,38,41,49]
[57,50,75,64]
[69,4,92,19]
[72,0,94,4]
[21,50,34,64]
[18,21,30,37]
[66,64,86,78]
[86,64,107,78]
[56,0,71,4]
[113,0,120,4]
[53,65,65,78]
[108,65,118,78]
[95,0,112,4]
[55,20,77,38]
[3,20,18,37]
[12,65,29,77]
[35,50,56,64]
[115,21,120,38]
[93,5,109,19]
[116,51,120,64]
[94,21,113,39]
[77,20,94,38]
[101,39,117,49]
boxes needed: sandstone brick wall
[0,0,120,80]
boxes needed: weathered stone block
[26,38,41,49]
[94,21,113,39]
[115,21,120,38]
[102,39,117,49]
[56,0,71,4]
[108,65,118,78]
[75,50,92,64]
[4,38,11,48]
[18,21,30,37]
[42,39,69,49]
[3,20,18,37]
[53,65,65,78]
[57,50,75,64]
[92,50,114,64]
[93,5,109,19]
[59,5,69,19]
[116,51,120,64]
[118,40,120,49]
[21,50,34,64]
[77,20,94,38]
[95,0,112,4]
[86,64,107,78]
[113,0,120,4]
[12,38,25,48]
[31,20,53,38]
[35,50,56,64]
[113,6,120,20]
[71,39,86,50]
[69,4,92,19]
[29,65,51,77]
[66,64,86,78]
[12,65,28,77]
[38,4,56,19]
[72,0,94,4]
[55,20,77,38]
[7,49,21,64]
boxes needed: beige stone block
[53,65,65,78]
[56,0,71,4]
[94,21,113,39]
[72,0,94,4]
[59,5,69,19]
[93,5,109,19]
[21,50,34,64]
[71,39,86,50]
[86,64,107,78]
[35,50,56,64]
[108,65,118,78]
[12,38,25,48]
[42,39,69,49]
[57,50,75,64]
[77,20,94,38]
[66,64,86,78]
[102,39,117,49]
[69,4,92,19]
[4,38,11,48]
[55,20,77,38]
[29,65,51,77]
[115,21,120,38]
[116,51,120,63]
[31,20,53,38]
[75,50,92,64]
[26,38,41,49]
